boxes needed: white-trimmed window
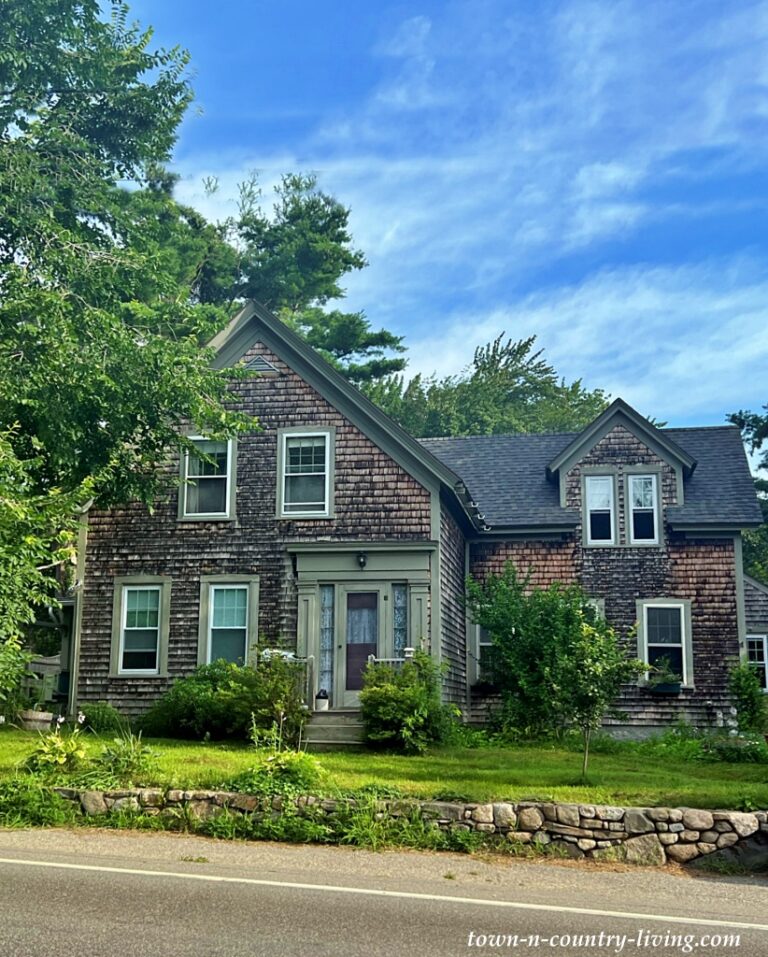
[639,601,691,685]
[629,474,659,544]
[119,586,161,674]
[281,431,331,516]
[475,625,496,684]
[181,438,233,518]
[747,635,768,691]
[208,585,249,665]
[585,475,615,545]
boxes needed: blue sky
[132,0,768,429]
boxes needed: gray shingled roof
[419,425,761,530]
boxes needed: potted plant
[645,656,683,695]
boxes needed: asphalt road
[0,829,767,957]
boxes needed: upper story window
[279,429,334,518]
[585,475,615,545]
[629,474,659,545]
[748,635,768,691]
[181,438,234,520]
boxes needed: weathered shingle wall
[79,342,432,714]
[746,577,768,632]
[439,504,467,704]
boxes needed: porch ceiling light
[357,551,367,569]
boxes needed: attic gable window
[629,474,659,544]
[180,438,235,520]
[585,475,615,545]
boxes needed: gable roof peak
[546,397,697,478]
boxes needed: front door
[340,590,379,707]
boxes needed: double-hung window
[747,635,768,691]
[111,578,171,677]
[629,474,659,544]
[181,438,234,519]
[639,600,691,685]
[197,576,259,667]
[209,585,249,665]
[585,475,615,545]
[279,430,333,517]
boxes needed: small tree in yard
[466,563,645,777]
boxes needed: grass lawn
[1,727,766,809]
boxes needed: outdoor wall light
[357,551,367,569]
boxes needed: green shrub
[93,729,156,785]
[226,749,324,796]
[705,733,768,764]
[729,662,767,733]
[0,636,34,719]
[360,651,453,754]
[139,656,309,744]
[79,701,125,735]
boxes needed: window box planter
[18,708,54,732]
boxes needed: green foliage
[365,335,608,437]
[140,657,309,744]
[466,564,645,776]
[24,722,87,777]
[226,750,324,796]
[0,634,35,717]
[93,729,155,785]
[706,734,768,764]
[79,701,126,735]
[0,777,77,827]
[729,662,767,733]
[360,651,453,754]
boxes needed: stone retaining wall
[52,787,768,867]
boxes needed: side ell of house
[71,304,764,731]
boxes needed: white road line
[0,855,766,932]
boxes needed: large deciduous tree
[730,407,768,584]
[0,0,251,640]
[365,335,609,437]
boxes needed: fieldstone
[112,796,139,813]
[508,831,532,844]
[493,803,516,828]
[683,809,714,831]
[545,822,597,839]
[165,790,184,804]
[321,800,338,812]
[533,832,552,845]
[728,813,759,838]
[186,799,215,821]
[422,802,463,822]
[475,823,496,833]
[139,789,164,808]
[667,809,683,823]
[577,838,597,851]
[561,842,585,859]
[596,806,625,822]
[716,833,739,849]
[659,833,678,846]
[714,821,733,833]
[80,791,107,816]
[697,842,717,855]
[681,830,700,843]
[647,808,670,822]
[579,805,596,819]
[608,822,626,831]
[557,805,580,827]
[666,843,700,864]
[596,840,613,848]
[471,804,494,824]
[452,823,471,832]
[229,794,258,812]
[541,803,558,822]
[700,830,719,844]
[517,807,545,831]
[625,809,654,835]
[656,822,669,832]
[669,823,684,833]
[624,833,666,866]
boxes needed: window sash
[629,474,659,544]
[282,433,330,515]
[642,603,688,684]
[208,585,248,664]
[120,586,160,674]
[183,438,231,517]
[747,635,768,691]
[585,476,615,545]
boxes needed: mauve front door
[343,591,378,706]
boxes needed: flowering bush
[24,715,87,776]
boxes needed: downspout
[67,507,91,717]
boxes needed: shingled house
[68,302,763,736]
